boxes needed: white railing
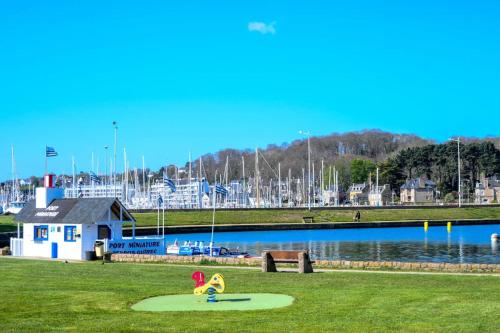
[101,238,109,252]
[10,238,23,257]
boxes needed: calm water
[163,224,500,264]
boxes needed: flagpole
[45,145,47,176]
[210,171,217,257]
[157,194,160,237]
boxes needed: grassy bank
[1,207,500,231]
[0,258,499,332]
[130,206,500,227]
[0,215,16,232]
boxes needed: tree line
[378,141,500,196]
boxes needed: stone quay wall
[111,253,262,266]
[110,254,500,273]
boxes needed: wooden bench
[302,216,314,223]
[262,250,314,273]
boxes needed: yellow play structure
[192,272,225,302]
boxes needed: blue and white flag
[46,146,58,157]
[90,171,101,184]
[215,184,228,196]
[202,179,210,194]
[157,194,164,207]
[163,176,176,192]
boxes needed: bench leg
[262,252,277,272]
[298,252,314,273]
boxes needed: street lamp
[449,137,461,207]
[112,121,118,198]
[104,145,109,186]
[299,130,311,210]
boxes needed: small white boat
[166,240,180,255]
[5,201,25,215]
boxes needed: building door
[51,242,58,259]
[98,225,111,240]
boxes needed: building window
[64,226,77,242]
[34,225,49,241]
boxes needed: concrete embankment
[123,218,500,236]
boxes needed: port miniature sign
[107,238,166,255]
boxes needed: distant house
[322,186,345,206]
[475,175,500,204]
[400,178,436,204]
[368,184,391,206]
[348,183,369,205]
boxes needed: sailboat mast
[209,170,217,256]
[312,162,315,207]
[278,162,281,208]
[72,156,76,197]
[321,160,324,206]
[242,155,245,208]
[288,168,291,208]
[11,145,16,202]
[142,155,145,197]
[255,148,260,208]
[123,148,127,203]
[188,152,192,209]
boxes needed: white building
[368,184,391,206]
[64,183,126,201]
[11,176,136,260]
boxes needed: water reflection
[164,224,500,264]
[212,240,500,264]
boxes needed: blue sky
[1,1,499,180]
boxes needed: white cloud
[248,21,276,35]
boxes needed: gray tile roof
[14,198,135,224]
[400,178,436,190]
[348,183,367,192]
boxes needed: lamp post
[299,130,311,210]
[449,137,461,207]
[104,146,109,187]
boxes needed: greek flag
[215,184,228,196]
[202,179,210,194]
[46,146,58,157]
[157,194,163,207]
[163,176,176,192]
[90,171,101,184]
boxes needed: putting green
[131,293,294,312]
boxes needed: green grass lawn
[131,206,500,227]
[0,215,16,232]
[0,258,498,333]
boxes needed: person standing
[354,210,361,222]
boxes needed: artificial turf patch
[131,293,294,312]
